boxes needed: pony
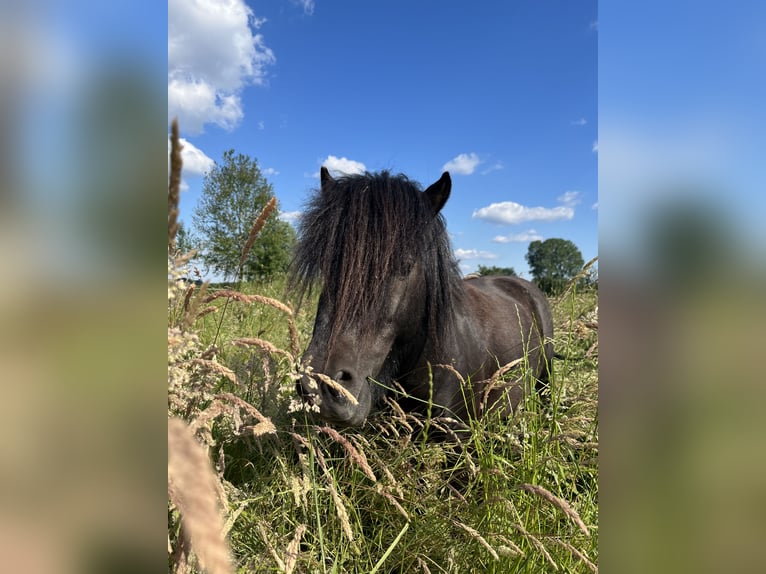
[290,168,554,427]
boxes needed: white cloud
[167,137,213,192]
[262,167,279,177]
[592,140,599,153]
[557,190,581,207]
[472,202,574,225]
[592,201,599,210]
[571,118,587,127]
[481,161,505,175]
[278,210,302,225]
[454,248,498,261]
[493,229,543,243]
[322,155,366,176]
[168,0,275,134]
[442,153,481,175]
[292,0,315,14]
[178,138,214,175]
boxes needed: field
[168,256,598,573]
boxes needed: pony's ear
[424,171,451,214]
[320,166,335,192]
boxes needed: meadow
[168,254,598,574]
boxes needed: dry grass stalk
[257,522,286,572]
[181,282,211,331]
[487,357,526,385]
[247,293,294,317]
[231,337,294,361]
[239,420,277,437]
[372,419,402,440]
[313,372,359,405]
[173,249,198,267]
[494,534,525,558]
[548,537,598,573]
[289,431,311,451]
[416,556,432,574]
[186,358,238,386]
[452,520,499,561]
[221,500,250,538]
[168,118,182,252]
[190,394,276,443]
[511,523,559,571]
[384,396,414,433]
[375,485,409,520]
[405,413,425,431]
[433,363,466,385]
[207,288,299,356]
[168,418,234,574]
[216,392,273,426]
[428,418,466,445]
[289,471,311,509]
[556,255,598,302]
[518,483,589,536]
[286,320,301,357]
[317,426,377,482]
[188,401,228,439]
[478,357,526,415]
[283,524,307,574]
[183,284,196,312]
[315,452,355,543]
[202,290,294,316]
[200,345,220,360]
[196,306,219,320]
[260,355,273,389]
[356,436,403,496]
[239,196,278,268]
[255,522,306,574]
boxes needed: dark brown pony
[290,168,554,427]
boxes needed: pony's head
[290,168,462,426]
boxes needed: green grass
[169,274,598,573]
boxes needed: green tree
[175,221,194,255]
[476,265,517,277]
[192,150,295,280]
[525,238,585,295]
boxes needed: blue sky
[169,0,597,277]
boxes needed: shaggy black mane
[289,171,463,346]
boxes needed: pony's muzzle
[296,374,321,405]
[297,369,356,403]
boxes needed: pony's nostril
[324,370,353,400]
[333,370,354,382]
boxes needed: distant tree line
[475,265,517,277]
[472,239,593,295]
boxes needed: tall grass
[168,125,598,573]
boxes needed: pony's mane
[290,171,463,345]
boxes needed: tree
[192,150,296,281]
[175,221,194,255]
[476,265,517,277]
[525,238,585,295]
